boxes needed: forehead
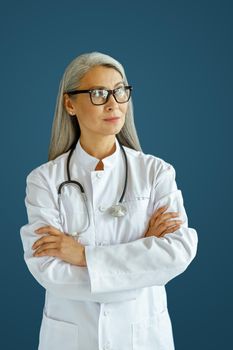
[79,65,123,88]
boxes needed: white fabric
[20,136,198,350]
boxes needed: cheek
[121,103,129,115]
[79,112,107,133]
[77,103,99,123]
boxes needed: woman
[20,51,198,350]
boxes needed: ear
[63,93,76,116]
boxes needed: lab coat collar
[74,136,121,171]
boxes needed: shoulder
[123,145,176,181]
[25,151,69,184]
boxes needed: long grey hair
[48,51,142,161]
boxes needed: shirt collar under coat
[73,136,121,172]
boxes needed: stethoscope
[57,137,128,235]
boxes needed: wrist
[80,245,87,267]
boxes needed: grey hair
[48,51,142,161]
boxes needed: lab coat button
[96,173,102,179]
[103,310,109,316]
[103,342,111,350]
[99,205,106,212]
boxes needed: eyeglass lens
[90,86,130,105]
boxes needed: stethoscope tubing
[58,136,128,203]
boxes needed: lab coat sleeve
[20,169,140,303]
[85,163,198,293]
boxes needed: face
[64,65,129,141]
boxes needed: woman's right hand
[144,205,183,238]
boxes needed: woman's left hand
[32,226,87,267]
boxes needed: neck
[79,135,116,160]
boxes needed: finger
[156,212,181,226]
[156,220,183,235]
[159,219,183,230]
[154,205,169,216]
[33,243,59,256]
[32,236,58,250]
[160,224,182,237]
[150,215,183,232]
[33,248,59,257]
[150,205,169,226]
[35,226,62,236]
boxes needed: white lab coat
[20,136,198,350]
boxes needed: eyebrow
[89,81,124,89]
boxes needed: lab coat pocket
[132,315,159,350]
[38,311,79,350]
[122,196,151,240]
[132,311,174,350]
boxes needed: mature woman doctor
[20,51,198,350]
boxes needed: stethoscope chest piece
[109,203,127,217]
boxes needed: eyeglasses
[65,85,132,105]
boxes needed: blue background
[1,0,232,349]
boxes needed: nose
[105,92,119,109]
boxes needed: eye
[115,86,126,96]
[91,89,108,98]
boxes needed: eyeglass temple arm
[64,90,90,96]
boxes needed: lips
[103,116,120,120]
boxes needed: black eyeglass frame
[64,85,133,105]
